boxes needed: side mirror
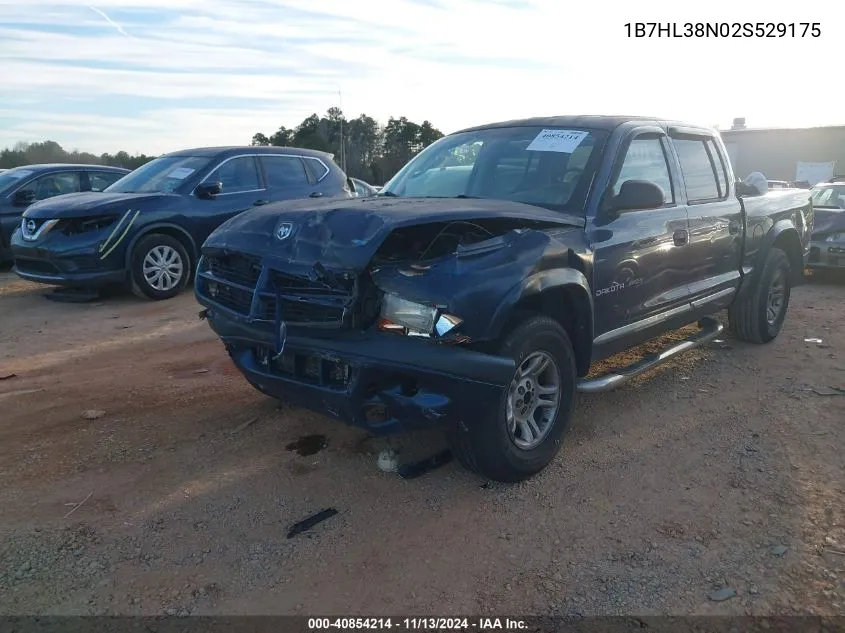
[610,180,665,212]
[12,189,36,207]
[195,181,222,199]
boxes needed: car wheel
[728,246,791,344]
[448,315,577,483]
[130,234,191,301]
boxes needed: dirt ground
[0,270,843,617]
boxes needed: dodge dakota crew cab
[195,116,813,482]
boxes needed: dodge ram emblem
[276,222,294,241]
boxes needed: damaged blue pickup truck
[195,116,813,482]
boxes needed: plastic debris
[377,449,399,473]
[397,450,453,479]
[804,338,823,344]
[287,508,338,538]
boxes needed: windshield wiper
[454,195,480,199]
[378,190,398,197]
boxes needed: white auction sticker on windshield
[526,129,588,154]
[167,167,195,179]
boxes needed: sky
[0,0,838,155]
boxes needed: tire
[728,246,791,344]
[130,234,191,301]
[448,315,577,483]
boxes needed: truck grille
[258,296,345,324]
[197,250,354,327]
[204,251,262,289]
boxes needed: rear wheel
[728,247,791,344]
[448,315,577,482]
[130,234,190,300]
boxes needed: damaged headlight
[825,233,845,242]
[378,293,463,338]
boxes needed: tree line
[251,108,444,184]
[0,141,154,171]
[2,109,445,185]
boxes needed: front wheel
[448,315,577,483]
[130,234,191,300]
[728,246,791,344]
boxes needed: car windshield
[0,167,36,193]
[106,155,211,194]
[380,125,608,213]
[810,184,845,209]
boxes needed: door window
[261,156,309,188]
[613,137,674,203]
[88,171,125,192]
[203,156,261,194]
[19,172,83,201]
[672,138,721,202]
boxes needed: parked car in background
[195,115,811,482]
[806,181,845,271]
[11,146,353,300]
[0,164,129,264]
[350,177,379,198]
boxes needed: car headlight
[378,293,463,338]
[825,233,845,242]
[20,217,59,241]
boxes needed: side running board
[577,317,724,394]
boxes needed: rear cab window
[671,136,729,203]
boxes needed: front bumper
[806,240,845,270]
[200,302,517,435]
[10,230,127,287]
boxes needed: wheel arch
[770,226,803,285]
[125,223,198,273]
[489,268,594,377]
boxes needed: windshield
[810,184,845,209]
[0,167,36,193]
[380,126,608,213]
[105,155,211,194]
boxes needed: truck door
[588,127,692,351]
[667,130,743,306]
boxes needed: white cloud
[0,0,839,154]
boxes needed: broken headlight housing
[378,293,463,338]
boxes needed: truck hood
[23,191,178,220]
[204,196,584,271]
[812,208,845,237]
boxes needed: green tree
[0,141,154,170]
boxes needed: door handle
[309,192,323,198]
[728,220,740,235]
[673,229,688,246]
[253,199,269,206]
